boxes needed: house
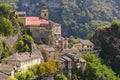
[71,39,94,53]
[57,52,86,80]
[16,11,26,24]
[40,44,56,61]
[1,52,41,71]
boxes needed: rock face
[92,26,120,74]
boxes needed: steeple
[40,5,49,20]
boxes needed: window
[44,13,46,16]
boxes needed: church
[17,5,68,49]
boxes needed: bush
[0,18,14,36]
[55,74,67,80]
[16,34,33,52]
[8,77,18,80]
[0,4,11,18]
[111,20,120,32]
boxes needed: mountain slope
[16,0,120,38]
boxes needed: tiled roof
[25,17,49,26]
[79,39,93,45]
[2,52,40,62]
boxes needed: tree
[86,32,94,40]
[82,54,120,80]
[16,40,24,52]
[0,4,11,18]
[0,40,9,59]
[25,70,33,80]
[111,20,120,32]
[0,18,14,36]
[68,36,80,48]
[1,47,9,59]
[16,72,26,80]
[55,74,67,80]
[28,65,37,75]
[16,34,33,52]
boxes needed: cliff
[92,25,120,74]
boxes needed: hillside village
[0,4,95,80]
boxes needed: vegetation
[16,70,33,80]
[80,54,120,80]
[111,20,120,32]
[0,4,11,18]
[86,32,94,40]
[0,18,14,36]
[15,34,33,52]
[15,59,61,80]
[68,36,80,48]
[0,0,18,9]
[0,40,9,59]
[55,74,67,80]
[16,0,117,38]
[8,77,18,80]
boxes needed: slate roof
[0,72,9,80]
[2,52,40,62]
[61,56,72,62]
[40,44,55,52]
[0,64,13,76]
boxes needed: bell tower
[41,5,49,20]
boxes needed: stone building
[1,52,42,72]
[57,52,86,80]
[16,11,26,24]
[40,44,56,61]
[71,39,94,53]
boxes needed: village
[0,5,95,80]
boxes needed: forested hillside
[2,0,120,38]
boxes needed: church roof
[25,17,49,26]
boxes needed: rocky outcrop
[9,11,21,35]
[92,26,120,74]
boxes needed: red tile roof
[25,17,49,26]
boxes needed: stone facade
[1,52,41,72]
[57,52,86,80]
[71,39,94,53]
[40,44,56,61]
